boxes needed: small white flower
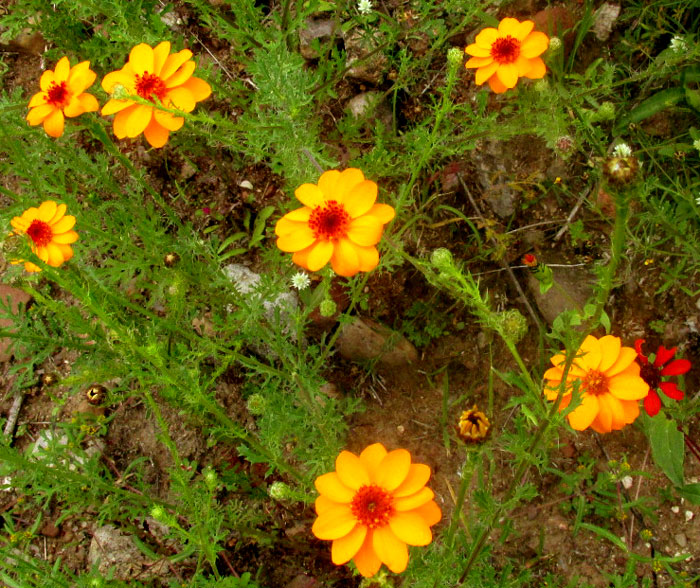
[357,0,372,15]
[669,36,687,53]
[290,272,311,291]
[695,195,700,206]
[693,138,700,152]
[613,143,632,158]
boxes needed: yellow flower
[464,17,549,93]
[312,443,441,578]
[275,169,395,277]
[10,201,78,273]
[101,41,212,148]
[543,335,649,433]
[26,57,99,138]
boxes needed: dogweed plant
[0,0,699,586]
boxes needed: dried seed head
[603,154,639,186]
[86,385,106,405]
[41,373,59,387]
[163,252,180,267]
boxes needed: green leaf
[677,483,700,505]
[616,87,685,131]
[684,87,700,112]
[647,415,685,487]
[576,522,628,552]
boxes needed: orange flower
[101,41,211,148]
[26,57,99,138]
[275,169,395,277]
[543,335,649,433]
[464,17,549,93]
[10,201,78,273]
[312,443,441,577]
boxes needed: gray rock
[88,525,169,581]
[525,263,594,326]
[30,430,104,471]
[343,29,388,85]
[299,18,338,60]
[337,317,418,367]
[592,3,620,41]
[347,91,393,129]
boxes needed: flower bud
[163,252,180,267]
[603,154,639,186]
[548,36,562,52]
[319,299,337,317]
[457,405,490,442]
[597,101,615,121]
[496,309,528,344]
[269,481,292,500]
[430,248,454,273]
[246,393,267,416]
[447,47,463,68]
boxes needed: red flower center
[26,220,53,247]
[46,81,69,107]
[308,200,351,241]
[638,362,660,390]
[351,484,395,529]
[135,72,167,102]
[490,36,520,64]
[582,370,609,396]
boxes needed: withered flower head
[457,405,491,442]
[603,154,639,186]
[86,385,107,405]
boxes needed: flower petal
[523,56,546,79]
[644,390,661,417]
[332,524,367,565]
[608,374,649,400]
[315,472,355,503]
[53,230,79,244]
[335,168,366,201]
[295,183,325,208]
[306,240,334,271]
[474,61,499,85]
[336,450,370,490]
[465,56,494,68]
[282,207,311,223]
[27,104,55,126]
[394,486,434,511]
[67,61,96,94]
[347,216,383,247]
[63,96,85,118]
[464,43,491,58]
[113,105,139,138]
[359,443,387,484]
[659,381,684,400]
[28,92,47,108]
[498,17,522,37]
[496,63,519,89]
[312,505,357,540]
[330,238,360,277]
[388,511,432,546]
[567,394,599,431]
[590,393,617,433]
[129,43,155,76]
[154,109,185,131]
[393,464,431,498]
[343,180,377,218]
[46,243,65,266]
[39,70,55,92]
[124,104,153,138]
[356,245,379,272]
[366,203,395,224]
[353,531,381,578]
[376,449,411,491]
[513,20,535,41]
[78,92,99,113]
[102,98,134,116]
[318,170,341,196]
[412,500,442,526]
[315,494,340,515]
[160,49,194,81]
[604,347,638,377]
[51,215,76,233]
[373,526,408,574]
[660,358,691,376]
[43,109,65,138]
[521,31,549,58]
[488,74,508,94]
[37,201,58,222]
[180,76,211,102]
[578,336,602,371]
[276,226,316,252]
[598,335,622,372]
[54,56,70,81]
[167,87,196,112]
[474,28,499,48]
[165,60,196,88]
[152,41,171,75]
[514,55,533,76]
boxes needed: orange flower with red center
[26,57,99,138]
[312,443,441,577]
[275,169,395,277]
[543,335,649,433]
[465,17,549,93]
[101,41,211,148]
[10,201,78,273]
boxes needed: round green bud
[548,37,562,52]
[597,101,615,121]
[533,79,549,93]
[203,468,218,489]
[246,393,267,416]
[269,481,291,500]
[430,248,454,273]
[319,299,337,317]
[497,309,528,344]
[150,505,166,521]
[447,47,464,68]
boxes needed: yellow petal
[78,93,99,113]
[315,494,340,515]
[295,183,325,208]
[153,41,171,75]
[181,76,211,102]
[598,335,622,372]
[292,245,313,271]
[591,393,616,433]
[474,27,499,48]
[56,244,73,262]
[67,61,96,94]
[567,394,599,431]
[37,201,58,222]
[376,449,411,491]
[372,526,408,574]
[498,17,522,37]
[306,240,334,271]
[28,92,47,108]
[51,215,76,233]
[343,180,377,218]
[353,531,381,578]
[330,238,360,277]
[331,524,367,565]
[514,54,533,76]
[276,226,316,252]
[26,104,55,125]
[274,216,306,237]
[488,74,508,94]
[335,168,366,201]
[474,61,499,85]
[144,119,170,148]
[154,109,185,131]
[521,31,549,58]
[394,487,434,511]
[465,56,494,68]
[603,347,637,377]
[318,170,341,196]
[102,98,134,116]
[393,464,431,498]
[513,20,535,41]
[166,87,196,112]
[113,105,138,138]
[123,104,152,138]
[464,43,491,58]
[412,500,442,527]
[46,243,65,266]
[608,374,649,400]
[315,472,355,503]
[621,399,640,427]
[53,230,79,244]
[312,505,357,540]
[164,60,196,88]
[496,63,519,89]
[336,450,370,490]
[359,443,387,484]
[130,43,155,76]
[54,56,70,81]
[578,336,602,371]
[102,69,135,95]
[39,70,54,92]
[366,203,395,224]
[388,511,432,546]
[160,49,193,81]
[356,245,379,272]
[63,96,85,118]
[523,56,546,79]
[347,216,383,247]
[43,109,64,137]
[283,207,311,223]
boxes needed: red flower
[634,339,691,417]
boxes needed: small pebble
[671,506,680,514]
[621,475,633,489]
[239,180,254,190]
[685,510,694,522]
